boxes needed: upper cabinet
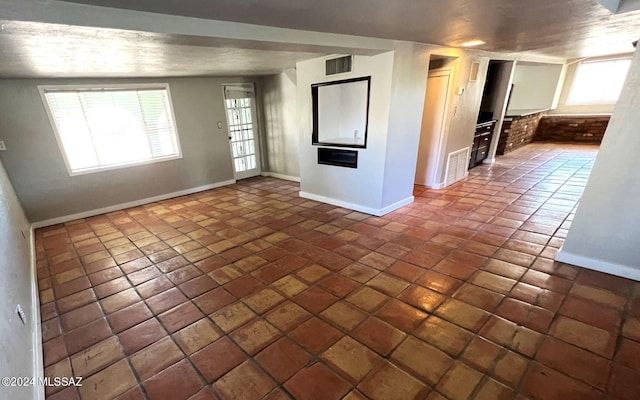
[506,62,564,115]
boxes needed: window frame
[38,83,183,176]
[566,56,632,106]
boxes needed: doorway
[223,84,262,180]
[474,60,515,165]
[415,58,454,188]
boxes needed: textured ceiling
[60,0,640,57]
[0,20,327,78]
[1,0,639,78]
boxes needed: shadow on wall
[261,70,300,178]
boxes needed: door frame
[484,60,516,164]
[415,67,454,187]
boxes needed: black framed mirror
[312,76,371,148]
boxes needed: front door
[223,84,261,180]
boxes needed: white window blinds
[41,85,181,175]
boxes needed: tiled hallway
[37,143,640,400]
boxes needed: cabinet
[469,120,496,169]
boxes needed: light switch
[0,141,6,151]
[16,304,26,325]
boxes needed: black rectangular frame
[312,76,371,149]
[317,148,358,168]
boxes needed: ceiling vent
[326,56,353,76]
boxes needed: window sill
[68,154,183,177]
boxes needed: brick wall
[497,112,545,155]
[535,115,610,143]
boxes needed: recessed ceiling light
[460,40,486,48]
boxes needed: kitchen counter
[476,119,498,128]
[505,108,549,118]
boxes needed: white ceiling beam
[0,0,397,55]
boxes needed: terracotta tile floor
[36,143,640,400]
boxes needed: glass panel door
[223,84,261,180]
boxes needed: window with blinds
[40,84,182,175]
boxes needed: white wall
[381,44,430,206]
[0,159,39,400]
[297,53,395,213]
[556,45,640,280]
[260,70,300,179]
[507,62,564,113]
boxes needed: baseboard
[299,191,413,217]
[261,172,301,182]
[428,172,469,190]
[30,227,44,400]
[299,191,380,215]
[379,196,415,215]
[429,181,447,189]
[556,247,640,281]
[31,180,236,228]
[482,158,496,164]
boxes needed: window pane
[235,157,246,172]
[246,156,256,170]
[568,58,631,104]
[245,140,255,155]
[43,86,181,174]
[244,126,254,140]
[46,93,100,170]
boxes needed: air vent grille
[445,147,470,186]
[326,56,352,75]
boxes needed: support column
[556,44,640,280]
